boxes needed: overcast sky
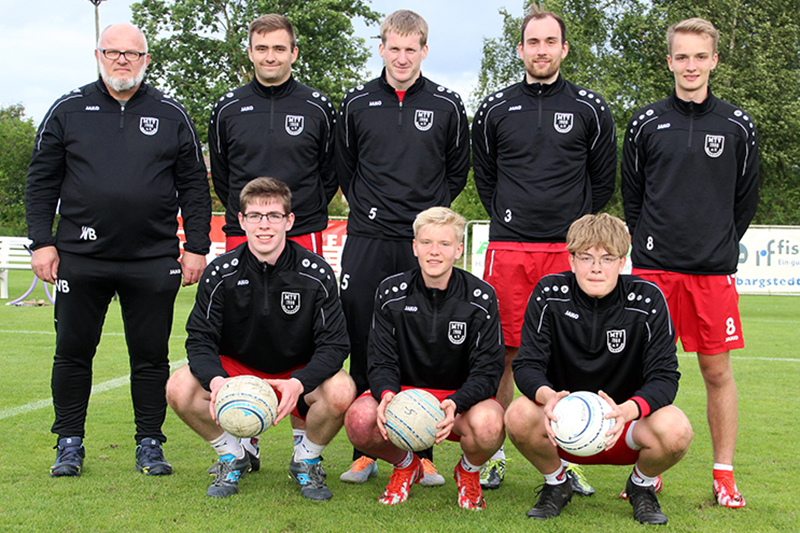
[0,0,521,125]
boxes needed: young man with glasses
[209,14,337,254]
[27,23,211,478]
[505,213,692,525]
[167,177,354,501]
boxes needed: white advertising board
[736,225,800,295]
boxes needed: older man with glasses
[26,22,211,478]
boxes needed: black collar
[669,87,716,116]
[520,73,565,97]
[250,75,296,99]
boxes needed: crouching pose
[167,177,354,501]
[505,214,693,525]
[344,207,505,510]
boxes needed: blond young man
[507,214,692,525]
[621,18,758,508]
[344,207,504,510]
[335,10,470,485]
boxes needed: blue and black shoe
[50,437,85,477]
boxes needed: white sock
[293,437,325,462]
[293,429,306,446]
[490,445,505,461]
[393,451,414,469]
[713,463,733,472]
[460,455,481,473]
[631,463,659,488]
[543,465,567,486]
[209,432,244,459]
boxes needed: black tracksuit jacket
[368,268,504,413]
[209,77,337,238]
[186,241,349,392]
[26,80,211,258]
[621,90,759,275]
[514,272,680,419]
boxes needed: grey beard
[99,63,146,93]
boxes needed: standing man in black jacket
[621,18,758,509]
[167,178,354,501]
[209,14,337,254]
[506,214,692,525]
[344,207,504,510]
[472,4,616,490]
[335,9,470,484]
[26,23,211,478]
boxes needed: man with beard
[26,23,211,478]
[471,4,616,490]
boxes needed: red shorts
[483,243,570,347]
[360,386,469,443]
[219,356,308,419]
[225,232,324,254]
[633,269,744,354]
[558,420,640,465]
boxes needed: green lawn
[0,270,798,532]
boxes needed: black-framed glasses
[99,49,146,61]
[242,212,288,224]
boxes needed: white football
[385,389,445,452]
[551,391,615,457]
[214,375,279,438]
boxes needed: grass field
[1,269,798,532]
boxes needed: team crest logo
[281,292,301,314]
[553,112,574,134]
[704,134,725,158]
[415,110,434,131]
[139,117,159,136]
[448,321,467,345]
[285,115,304,136]
[606,329,626,354]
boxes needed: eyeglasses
[573,254,621,269]
[99,49,146,62]
[242,212,288,224]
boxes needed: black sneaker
[50,437,85,477]
[135,438,173,476]
[626,476,668,525]
[207,453,251,498]
[565,463,595,496]
[526,480,573,520]
[289,455,332,501]
[241,437,260,473]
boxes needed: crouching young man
[505,214,693,525]
[167,177,355,501]
[344,207,505,510]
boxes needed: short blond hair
[413,207,465,243]
[667,17,719,55]
[380,10,428,46]
[566,213,630,258]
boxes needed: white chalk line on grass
[0,359,187,421]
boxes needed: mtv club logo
[281,292,301,314]
[704,134,725,158]
[448,321,467,345]
[285,115,304,136]
[414,110,434,131]
[606,329,626,353]
[553,112,574,134]
[139,117,159,136]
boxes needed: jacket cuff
[631,396,650,419]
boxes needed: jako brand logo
[754,239,800,266]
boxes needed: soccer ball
[384,389,445,452]
[551,391,615,457]
[214,375,279,438]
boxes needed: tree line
[2,0,798,236]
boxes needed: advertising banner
[736,225,800,295]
